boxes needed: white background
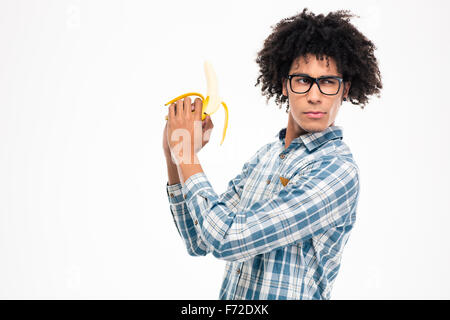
[1,0,449,299]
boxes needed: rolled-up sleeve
[182,156,360,263]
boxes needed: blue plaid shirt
[166,125,360,299]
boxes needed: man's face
[282,53,351,134]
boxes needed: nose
[306,81,322,104]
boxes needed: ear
[343,81,351,99]
[282,78,287,97]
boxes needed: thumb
[205,115,213,128]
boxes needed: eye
[294,76,310,84]
[320,78,337,85]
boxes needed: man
[162,8,382,299]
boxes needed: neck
[284,113,308,150]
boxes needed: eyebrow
[291,72,341,78]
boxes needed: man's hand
[166,97,213,165]
[162,121,171,159]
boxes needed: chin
[297,121,328,133]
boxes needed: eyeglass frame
[287,73,344,96]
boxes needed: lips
[304,111,325,119]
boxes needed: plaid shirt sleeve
[166,182,211,256]
[182,156,360,263]
[166,148,262,257]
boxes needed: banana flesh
[164,60,229,146]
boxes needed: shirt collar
[275,125,344,152]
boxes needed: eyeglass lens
[290,76,340,95]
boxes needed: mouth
[304,111,326,119]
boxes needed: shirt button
[194,220,198,225]
[170,193,174,198]
[279,154,285,159]
[183,194,187,199]
[266,179,270,184]
[236,268,241,274]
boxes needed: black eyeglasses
[287,73,344,95]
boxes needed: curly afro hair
[255,8,383,112]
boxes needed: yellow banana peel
[164,60,229,146]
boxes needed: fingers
[168,102,176,120]
[170,97,203,121]
[183,97,191,118]
[175,99,184,120]
[194,98,202,120]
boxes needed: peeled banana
[164,60,229,146]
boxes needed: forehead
[290,53,340,76]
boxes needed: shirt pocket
[269,174,293,196]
